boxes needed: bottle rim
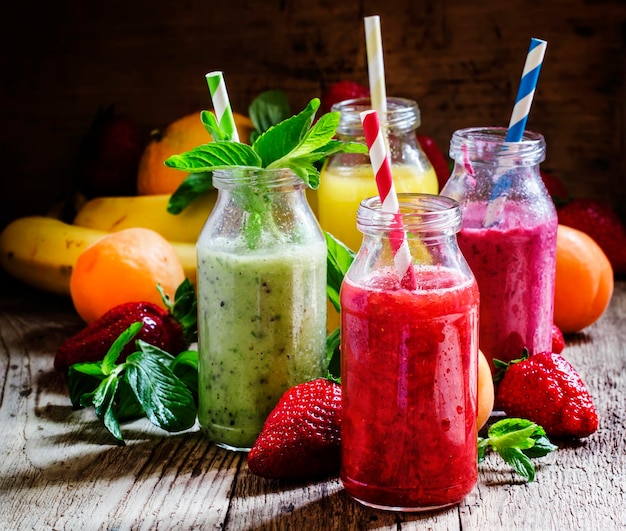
[212,167,306,190]
[331,97,421,134]
[449,127,546,165]
[357,193,462,237]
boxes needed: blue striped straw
[205,71,240,142]
[506,38,547,142]
[483,38,548,227]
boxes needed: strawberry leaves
[68,322,198,444]
[478,418,557,482]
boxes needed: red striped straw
[360,110,417,290]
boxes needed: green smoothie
[196,242,327,450]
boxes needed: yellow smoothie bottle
[317,98,438,252]
[315,97,438,330]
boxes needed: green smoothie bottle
[196,168,327,451]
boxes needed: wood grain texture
[0,0,625,229]
[0,273,625,530]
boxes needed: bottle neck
[449,127,546,169]
[212,168,306,192]
[333,97,421,140]
[351,193,474,278]
[357,194,462,240]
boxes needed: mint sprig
[68,322,198,444]
[157,278,198,344]
[164,97,367,232]
[478,418,558,481]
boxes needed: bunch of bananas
[0,193,215,296]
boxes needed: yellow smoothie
[317,163,439,252]
[317,162,438,331]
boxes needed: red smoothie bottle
[340,194,479,511]
[441,128,557,371]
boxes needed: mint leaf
[265,110,367,190]
[201,110,230,142]
[158,279,198,344]
[101,321,142,375]
[266,110,338,168]
[167,172,214,214]
[170,349,198,372]
[325,232,356,313]
[68,364,104,407]
[523,434,558,458]
[91,375,123,442]
[253,98,318,167]
[499,447,535,482]
[489,423,538,450]
[165,141,262,172]
[478,417,557,482]
[124,350,197,432]
[249,90,291,141]
[170,350,199,404]
[115,379,145,422]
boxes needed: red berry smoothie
[456,201,557,370]
[340,266,479,511]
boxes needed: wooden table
[1,272,625,531]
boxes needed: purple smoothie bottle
[440,127,557,373]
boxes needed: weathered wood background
[1,0,625,229]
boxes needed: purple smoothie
[457,201,557,370]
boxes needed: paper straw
[484,38,547,226]
[205,71,240,142]
[364,15,387,117]
[506,38,547,142]
[360,110,417,290]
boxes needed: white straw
[364,15,387,117]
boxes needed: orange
[70,227,186,323]
[477,349,495,430]
[554,224,614,334]
[137,111,255,195]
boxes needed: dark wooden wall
[1,0,625,230]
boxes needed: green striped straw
[205,71,239,142]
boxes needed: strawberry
[417,134,451,191]
[551,323,565,354]
[557,198,626,275]
[54,280,197,372]
[540,170,570,206]
[495,350,598,439]
[247,378,342,480]
[75,105,144,198]
[320,81,369,115]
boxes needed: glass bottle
[196,168,327,451]
[441,127,557,372]
[314,97,438,332]
[340,193,479,511]
[315,97,438,253]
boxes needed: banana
[0,216,197,296]
[73,192,217,243]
